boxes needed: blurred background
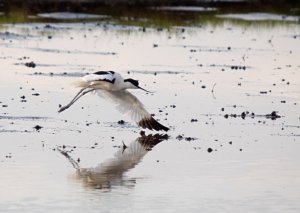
[1,0,300,23]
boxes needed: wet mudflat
[1,10,300,212]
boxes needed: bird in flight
[58,71,169,132]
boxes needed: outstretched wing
[96,90,169,131]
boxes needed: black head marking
[124,78,139,87]
[124,78,153,93]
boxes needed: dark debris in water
[207,147,213,153]
[20,95,27,103]
[230,65,246,70]
[31,72,87,77]
[25,61,36,68]
[176,134,196,141]
[117,120,125,125]
[129,70,189,75]
[185,137,195,141]
[208,64,250,71]
[176,135,183,140]
[265,111,281,120]
[0,115,49,120]
[33,125,43,131]
[224,111,281,120]
[259,91,268,94]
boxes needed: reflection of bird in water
[58,132,168,189]
[58,71,169,132]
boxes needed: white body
[74,71,135,91]
[59,71,169,131]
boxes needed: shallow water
[0,12,300,212]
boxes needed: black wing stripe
[96,78,116,84]
[94,71,110,75]
[94,71,115,75]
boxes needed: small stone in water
[207,148,213,153]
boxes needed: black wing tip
[138,131,169,149]
[138,117,169,132]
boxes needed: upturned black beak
[137,85,154,93]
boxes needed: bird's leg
[71,88,96,104]
[58,88,95,113]
[66,88,86,104]
[58,88,85,113]
[56,147,80,170]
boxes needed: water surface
[0,10,300,213]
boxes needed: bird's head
[124,78,152,93]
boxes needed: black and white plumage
[58,133,168,189]
[58,71,169,132]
